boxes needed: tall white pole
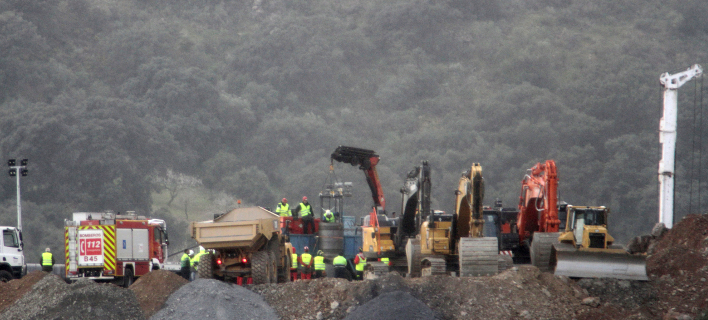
[16,172,21,232]
[658,64,702,228]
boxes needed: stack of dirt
[646,214,708,318]
[343,291,439,320]
[0,271,46,313]
[0,275,144,319]
[129,270,189,318]
[252,267,597,320]
[150,279,278,320]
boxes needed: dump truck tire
[281,251,292,283]
[252,250,270,284]
[530,232,560,272]
[199,253,214,279]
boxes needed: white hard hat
[325,209,331,214]
[200,246,205,252]
[45,248,51,252]
[189,250,194,255]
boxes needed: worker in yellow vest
[333,252,352,281]
[313,250,327,279]
[379,257,391,266]
[354,247,366,280]
[298,246,314,280]
[276,198,291,217]
[290,247,298,281]
[323,209,335,223]
[41,248,55,273]
[180,249,191,280]
[191,246,206,280]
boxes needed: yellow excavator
[551,205,648,280]
[406,163,498,277]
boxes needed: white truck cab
[0,226,25,281]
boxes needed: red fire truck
[65,211,169,287]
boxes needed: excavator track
[551,243,648,280]
[421,257,446,277]
[458,237,498,277]
[530,232,560,272]
[406,238,422,277]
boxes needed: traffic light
[8,169,16,177]
[20,159,27,166]
[21,169,27,177]
[7,159,15,166]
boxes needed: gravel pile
[0,275,143,320]
[130,270,189,318]
[150,279,278,320]
[343,291,439,320]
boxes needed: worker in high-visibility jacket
[353,248,366,280]
[323,210,335,223]
[276,198,291,217]
[191,246,206,280]
[290,247,298,281]
[180,249,192,280]
[40,248,55,273]
[313,250,327,279]
[292,196,315,234]
[333,252,352,281]
[298,246,314,280]
[379,257,391,266]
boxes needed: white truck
[0,226,26,281]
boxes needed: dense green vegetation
[0,0,707,262]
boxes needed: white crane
[658,64,702,228]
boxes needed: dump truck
[551,205,648,280]
[191,206,293,284]
[64,211,169,287]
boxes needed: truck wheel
[199,253,214,279]
[0,270,13,282]
[281,252,292,283]
[123,268,134,288]
[252,251,270,285]
[268,250,278,284]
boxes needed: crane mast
[658,64,702,228]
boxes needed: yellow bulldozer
[551,205,648,280]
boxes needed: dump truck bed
[190,207,280,250]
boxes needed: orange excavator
[517,160,562,272]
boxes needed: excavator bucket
[552,245,648,281]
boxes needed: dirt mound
[130,270,189,318]
[252,266,596,320]
[644,214,708,318]
[150,279,278,320]
[647,214,708,277]
[0,271,46,313]
[343,291,439,320]
[0,275,143,320]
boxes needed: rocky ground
[0,214,707,320]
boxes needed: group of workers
[290,246,358,281]
[275,197,335,234]
[180,246,207,280]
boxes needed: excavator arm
[331,146,385,213]
[516,160,561,244]
[454,164,485,239]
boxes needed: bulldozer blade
[553,249,648,281]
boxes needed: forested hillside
[1,0,707,261]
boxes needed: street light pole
[8,159,28,232]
